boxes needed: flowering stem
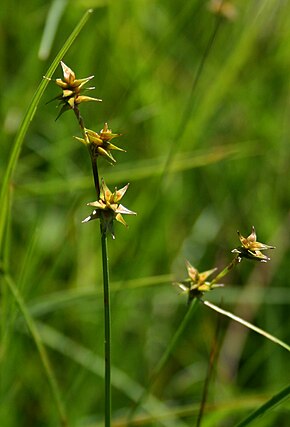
[91,156,101,198]
[101,228,111,427]
[202,299,290,352]
[209,255,240,287]
[74,105,108,422]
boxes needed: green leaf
[235,384,290,427]
[0,9,94,262]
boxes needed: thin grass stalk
[3,273,68,426]
[74,101,111,425]
[34,321,189,427]
[234,384,290,427]
[73,106,101,196]
[0,191,11,363]
[202,300,290,352]
[127,299,199,423]
[74,98,111,425]
[101,230,112,427]
[91,158,101,198]
[209,256,240,287]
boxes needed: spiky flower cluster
[232,226,275,262]
[175,261,223,303]
[177,227,275,303]
[83,179,136,239]
[47,62,135,237]
[74,123,125,164]
[52,62,101,119]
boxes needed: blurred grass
[1,0,290,426]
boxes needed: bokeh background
[1,0,290,426]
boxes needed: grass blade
[0,8,94,260]
[235,384,290,427]
[202,300,290,352]
[4,274,68,426]
[34,321,189,427]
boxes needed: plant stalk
[209,255,240,287]
[202,299,290,352]
[73,106,101,198]
[101,229,111,427]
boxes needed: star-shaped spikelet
[175,261,223,303]
[45,62,101,119]
[232,226,275,262]
[82,179,136,238]
[75,123,125,164]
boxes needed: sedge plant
[46,61,136,427]
[127,226,290,425]
[175,226,289,353]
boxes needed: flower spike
[175,261,223,303]
[232,226,275,262]
[82,179,136,239]
[44,62,101,119]
[74,123,125,164]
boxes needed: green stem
[202,299,290,352]
[3,273,68,426]
[91,156,101,198]
[127,299,199,423]
[101,229,111,427]
[73,106,100,198]
[209,255,240,287]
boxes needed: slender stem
[101,229,111,427]
[209,255,240,287]
[73,106,100,197]
[3,273,68,426]
[127,299,199,423]
[74,99,108,426]
[91,156,101,198]
[73,104,86,132]
[202,299,290,352]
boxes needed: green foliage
[1,0,290,426]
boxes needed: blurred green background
[1,0,290,426]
